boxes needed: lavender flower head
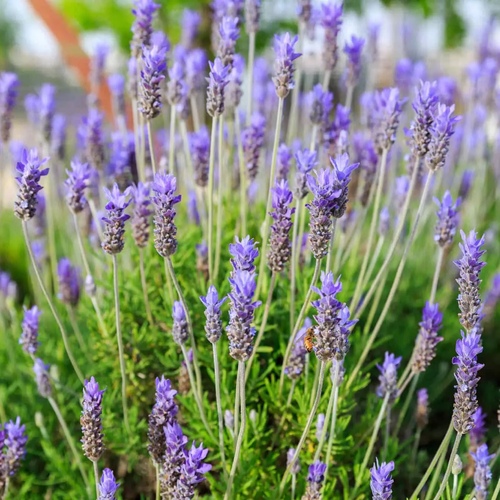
[14,148,49,221]
[484,273,500,318]
[3,417,27,480]
[186,49,208,96]
[206,57,230,117]
[0,271,17,303]
[285,317,311,379]
[295,148,318,199]
[379,207,390,237]
[0,71,19,142]
[426,103,461,171]
[190,127,210,187]
[309,84,333,126]
[57,258,81,307]
[101,184,131,255]
[201,285,227,344]
[315,414,325,441]
[175,442,212,499]
[311,272,357,361]
[328,153,359,218]
[453,328,484,435]
[38,83,56,143]
[79,109,105,172]
[148,376,178,464]
[471,406,487,447]
[320,2,343,72]
[277,143,293,181]
[229,235,259,273]
[181,9,201,49]
[19,305,41,355]
[459,170,474,200]
[130,182,152,248]
[434,191,460,248]
[226,269,261,361]
[287,448,301,475]
[416,388,429,430]
[172,301,189,345]
[131,0,160,57]
[51,113,67,161]
[226,54,244,111]
[98,468,120,500]
[245,0,261,34]
[273,33,301,99]
[127,57,138,99]
[139,44,167,120]
[33,358,52,398]
[268,180,295,273]
[90,43,109,91]
[161,421,189,496]
[471,444,494,500]
[411,302,443,374]
[81,377,105,462]
[303,461,327,499]
[454,230,486,333]
[108,74,126,117]
[243,112,266,181]
[370,459,394,500]
[344,35,365,88]
[217,16,240,70]
[166,60,187,107]
[376,352,402,403]
[372,87,405,154]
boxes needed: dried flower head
[139,44,167,120]
[273,33,301,99]
[201,285,227,344]
[65,161,92,214]
[81,377,105,462]
[130,182,152,248]
[101,184,131,255]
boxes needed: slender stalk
[139,248,153,324]
[67,305,87,354]
[162,259,174,306]
[364,237,385,292]
[452,474,458,500]
[394,373,418,437]
[245,273,277,381]
[350,394,390,500]
[93,461,100,499]
[213,116,224,280]
[88,198,104,243]
[279,362,326,495]
[291,474,296,500]
[426,442,447,500]
[256,97,284,297]
[212,342,228,479]
[430,246,444,304]
[180,344,216,441]
[155,464,161,500]
[246,31,256,123]
[351,148,388,312]
[208,116,219,284]
[346,172,434,391]
[325,220,337,273]
[409,421,454,500]
[166,257,202,397]
[411,428,421,470]
[224,361,246,500]
[22,222,84,383]
[272,380,297,446]
[190,95,200,131]
[492,476,500,500]
[309,124,318,152]
[309,359,320,407]
[362,271,388,336]
[235,111,247,236]
[168,105,176,174]
[111,255,130,433]
[345,85,354,111]
[324,376,340,477]
[49,397,90,493]
[383,405,391,461]
[322,70,331,89]
[43,151,59,292]
[289,198,303,331]
[147,120,157,175]
[234,373,240,440]
[131,98,144,183]
[279,259,322,398]
[432,432,462,500]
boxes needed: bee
[303,327,315,353]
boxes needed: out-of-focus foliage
[0,0,17,65]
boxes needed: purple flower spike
[242,112,266,181]
[19,305,41,355]
[14,148,49,221]
[268,179,295,273]
[311,272,356,361]
[152,173,181,258]
[51,114,67,161]
[0,271,17,302]
[65,160,92,214]
[57,258,81,307]
[376,352,402,403]
[471,443,494,499]
[98,468,120,500]
[151,30,171,54]
[90,43,109,91]
[295,148,318,199]
[0,71,20,142]
[416,388,429,429]
[130,182,152,248]
[139,44,167,120]
[459,170,474,200]
[454,230,486,333]
[4,417,27,479]
[226,269,261,361]
[166,59,186,107]
[101,184,131,255]
[328,153,359,218]
[201,285,227,344]
[229,235,259,273]
[344,35,365,88]
[484,273,500,318]
[273,33,301,99]
[108,74,126,117]
[471,407,486,447]
[434,191,460,248]
[186,48,208,96]
[411,302,443,374]
[79,109,105,172]
[161,421,188,496]
[189,127,210,188]
[176,442,212,498]
[321,2,343,72]
[303,461,327,498]
[277,143,293,181]
[131,0,160,57]
[285,317,311,379]
[127,57,138,99]
[226,54,244,111]
[452,329,484,434]
[309,84,333,127]
[372,87,406,154]
[426,103,461,171]
[81,377,105,462]
[172,301,188,345]
[33,358,52,398]
[370,459,394,500]
[206,57,230,117]
[38,83,56,143]
[245,0,261,34]
[217,16,240,70]
[181,9,201,49]
[148,376,178,464]
[287,447,301,475]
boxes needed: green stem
[383,404,391,461]
[291,474,296,500]
[430,246,444,304]
[256,97,284,297]
[190,95,200,131]
[207,116,219,284]
[325,219,337,273]
[432,433,462,500]
[409,421,454,500]
[67,305,87,355]
[309,359,320,408]
[22,221,84,384]
[112,255,130,433]
[272,380,297,447]
[246,32,256,123]
[324,370,340,477]
[155,464,160,500]
[213,116,224,280]
[289,198,303,332]
[426,443,447,500]
[452,474,458,500]
[139,248,154,324]
[168,105,176,173]
[235,111,247,237]
[224,361,246,500]
[212,342,228,480]
[345,84,354,110]
[147,120,157,175]
[93,461,100,499]
[279,362,326,496]
[394,373,418,437]
[491,476,500,500]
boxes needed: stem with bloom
[324,374,340,477]
[208,116,219,284]
[212,342,228,479]
[147,120,157,175]
[256,97,284,297]
[224,360,246,500]
[93,461,100,499]
[433,432,463,500]
[430,246,445,304]
[112,255,129,433]
[426,447,447,500]
[22,221,84,383]
[213,117,225,280]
